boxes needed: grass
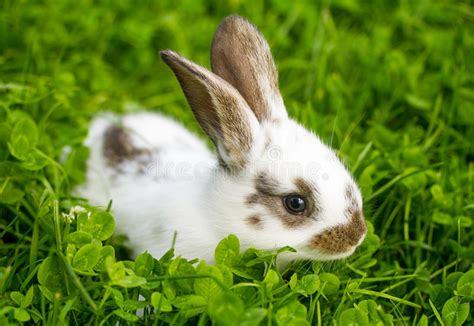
[0,0,473,324]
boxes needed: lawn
[0,0,473,325]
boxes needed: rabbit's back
[77,111,215,207]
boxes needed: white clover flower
[70,206,86,214]
[62,206,89,222]
[62,212,74,222]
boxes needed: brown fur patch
[344,184,358,213]
[255,172,281,195]
[245,193,260,206]
[264,132,272,151]
[211,15,284,123]
[160,49,254,170]
[246,173,320,228]
[103,125,149,166]
[307,209,367,254]
[246,214,263,228]
[294,177,321,216]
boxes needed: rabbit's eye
[283,195,306,214]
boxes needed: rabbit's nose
[307,209,367,254]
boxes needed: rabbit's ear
[160,50,259,170]
[211,15,287,123]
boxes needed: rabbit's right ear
[211,16,287,123]
[160,50,260,170]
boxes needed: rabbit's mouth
[294,240,362,261]
[311,245,359,261]
[283,241,362,262]
[305,209,367,257]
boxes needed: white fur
[77,112,363,264]
[77,16,365,265]
[77,112,219,261]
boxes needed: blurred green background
[1,0,473,324]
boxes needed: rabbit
[77,15,367,265]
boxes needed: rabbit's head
[161,15,367,261]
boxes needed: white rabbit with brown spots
[78,15,367,264]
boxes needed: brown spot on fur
[255,172,280,195]
[246,214,263,228]
[264,132,272,151]
[246,173,320,228]
[211,15,285,123]
[344,184,358,213]
[307,209,367,254]
[103,125,150,166]
[246,193,260,206]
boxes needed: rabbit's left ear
[160,50,260,170]
[211,15,287,123]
